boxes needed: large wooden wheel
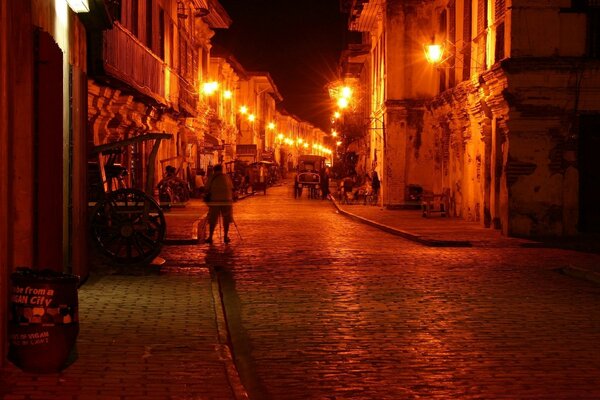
[91,188,166,264]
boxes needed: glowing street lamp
[331,130,338,137]
[202,81,219,95]
[223,90,232,99]
[424,43,445,64]
[268,122,276,130]
[341,86,352,99]
[239,105,248,114]
[248,114,256,122]
[333,111,341,120]
[337,97,349,109]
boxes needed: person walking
[204,164,234,244]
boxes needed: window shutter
[495,0,505,21]
[495,22,505,61]
[477,0,487,33]
[463,0,472,80]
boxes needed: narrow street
[162,184,600,399]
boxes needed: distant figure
[321,168,330,200]
[204,164,234,244]
[371,171,381,198]
[194,168,207,197]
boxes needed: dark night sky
[214,0,348,131]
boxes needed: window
[146,0,153,50]
[494,0,506,62]
[462,0,472,81]
[131,0,138,37]
[439,9,447,92]
[587,1,600,57]
[158,8,165,60]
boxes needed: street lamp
[424,43,445,64]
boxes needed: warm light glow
[223,90,232,99]
[248,114,256,122]
[202,81,219,95]
[333,111,341,119]
[336,141,342,146]
[425,44,444,64]
[268,122,276,130]
[277,133,284,140]
[66,0,89,12]
[239,106,248,114]
[337,98,349,109]
[303,143,309,148]
[341,86,352,99]
[331,130,338,137]
[297,138,304,144]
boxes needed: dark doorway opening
[579,115,600,233]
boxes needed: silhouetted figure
[204,164,234,244]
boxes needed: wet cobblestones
[201,184,600,399]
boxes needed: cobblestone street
[179,184,600,400]
[3,183,600,399]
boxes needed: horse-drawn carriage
[294,155,326,199]
[88,133,172,265]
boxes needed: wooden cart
[88,133,172,264]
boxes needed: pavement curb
[163,218,202,245]
[330,197,472,247]
[558,265,600,285]
[209,267,249,400]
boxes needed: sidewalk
[332,197,536,247]
[331,196,600,283]
[332,196,600,251]
[1,199,247,400]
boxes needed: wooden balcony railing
[103,22,167,104]
[178,76,198,115]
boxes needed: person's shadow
[205,245,268,398]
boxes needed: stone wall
[423,57,600,237]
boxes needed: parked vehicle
[247,161,274,195]
[295,155,326,199]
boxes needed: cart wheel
[90,188,166,264]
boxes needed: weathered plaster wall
[423,57,600,237]
[500,59,600,236]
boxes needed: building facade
[0,0,95,366]
[87,0,231,194]
[341,0,600,237]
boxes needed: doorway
[579,115,600,233]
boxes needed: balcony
[99,22,167,105]
[178,76,198,116]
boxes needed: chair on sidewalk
[421,189,450,217]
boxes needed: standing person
[204,164,234,244]
[321,167,330,200]
[371,170,381,202]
